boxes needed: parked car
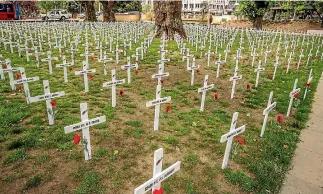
[40,9,72,21]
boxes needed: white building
[142,0,232,14]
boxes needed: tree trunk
[101,1,116,22]
[253,16,263,30]
[83,1,97,22]
[154,1,186,40]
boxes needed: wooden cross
[10,68,39,104]
[41,51,58,74]
[187,58,199,86]
[102,69,125,107]
[303,69,313,100]
[121,56,138,84]
[134,148,181,194]
[75,61,96,92]
[99,50,113,76]
[229,64,242,99]
[287,79,301,117]
[29,80,65,125]
[254,60,265,88]
[205,49,214,66]
[152,63,169,85]
[260,91,276,137]
[198,75,214,112]
[146,85,171,131]
[56,55,73,83]
[220,112,246,169]
[3,59,20,90]
[64,103,106,160]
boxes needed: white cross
[75,61,96,92]
[205,49,214,66]
[146,85,171,131]
[272,56,279,80]
[41,51,58,74]
[32,47,44,68]
[297,49,304,69]
[187,58,199,86]
[10,68,39,104]
[115,44,121,64]
[251,47,258,67]
[260,91,276,137]
[134,148,181,194]
[3,59,20,90]
[198,75,214,112]
[229,64,242,99]
[220,112,246,169]
[182,48,192,69]
[287,79,301,117]
[54,42,64,58]
[254,60,265,88]
[306,49,312,67]
[264,46,271,64]
[121,57,138,84]
[286,52,293,73]
[29,80,65,125]
[152,63,169,85]
[80,45,94,67]
[67,46,78,65]
[303,69,313,100]
[102,69,125,107]
[99,51,113,76]
[56,55,73,83]
[216,53,222,78]
[64,103,106,160]
[132,47,141,63]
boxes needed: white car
[41,10,72,21]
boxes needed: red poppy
[283,66,287,71]
[271,54,274,57]
[2,65,7,69]
[306,82,311,87]
[34,56,37,60]
[160,79,164,84]
[136,60,139,63]
[213,93,218,100]
[120,89,124,96]
[267,73,272,78]
[295,62,299,67]
[277,115,283,124]
[294,93,301,99]
[196,69,201,74]
[314,56,318,60]
[61,50,64,53]
[135,69,139,75]
[236,137,245,144]
[166,105,171,112]
[73,134,81,144]
[88,75,94,80]
[223,64,227,68]
[247,83,251,90]
[16,73,21,79]
[153,188,164,194]
[69,67,73,71]
[120,51,123,55]
[28,50,32,53]
[242,59,246,64]
[212,56,215,59]
[17,85,22,91]
[90,57,94,61]
[53,61,56,65]
[50,100,57,108]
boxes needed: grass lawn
[0,22,322,194]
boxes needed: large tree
[82,1,97,21]
[237,1,270,30]
[154,1,186,40]
[307,1,323,27]
[101,1,116,22]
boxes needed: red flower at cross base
[69,67,73,71]
[213,93,218,100]
[17,85,22,91]
[267,73,272,79]
[283,66,287,71]
[196,69,201,74]
[50,100,57,108]
[236,137,245,144]
[16,73,21,79]
[306,82,311,87]
[153,188,164,194]
[88,75,94,80]
[160,79,164,84]
[294,93,301,99]
[277,115,284,124]
[166,105,171,112]
[2,64,7,69]
[120,89,124,96]
[135,69,139,75]
[73,133,81,144]
[247,83,251,90]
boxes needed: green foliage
[3,149,28,165]
[115,1,142,13]
[75,172,104,194]
[39,1,55,13]
[224,170,255,192]
[236,1,270,22]
[25,175,41,190]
